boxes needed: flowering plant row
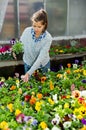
[1,39,86,61]
[0,60,86,130]
[49,40,86,57]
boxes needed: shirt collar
[31,27,46,43]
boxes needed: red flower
[65,45,71,49]
[61,95,67,99]
[24,95,31,101]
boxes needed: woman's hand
[21,73,30,82]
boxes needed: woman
[20,9,52,82]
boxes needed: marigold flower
[29,97,36,105]
[10,85,16,90]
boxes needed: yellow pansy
[15,109,21,116]
[18,88,22,94]
[7,103,13,112]
[48,98,54,105]
[64,103,69,108]
[39,121,47,129]
[83,70,86,76]
[49,81,54,90]
[0,121,8,129]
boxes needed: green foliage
[12,40,23,54]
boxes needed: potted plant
[11,39,24,60]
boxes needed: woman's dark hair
[31,9,48,32]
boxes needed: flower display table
[0,60,23,67]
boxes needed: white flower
[52,126,61,130]
[44,128,50,130]
[73,64,78,69]
[51,114,60,125]
[53,94,58,103]
[63,121,72,128]
[80,90,86,97]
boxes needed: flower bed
[0,60,86,129]
[49,40,86,57]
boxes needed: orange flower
[78,97,85,105]
[41,76,47,83]
[82,100,86,107]
[10,85,16,90]
[29,97,36,105]
[50,81,54,90]
[66,69,71,74]
[67,63,71,68]
[37,93,43,99]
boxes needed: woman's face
[32,21,45,37]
